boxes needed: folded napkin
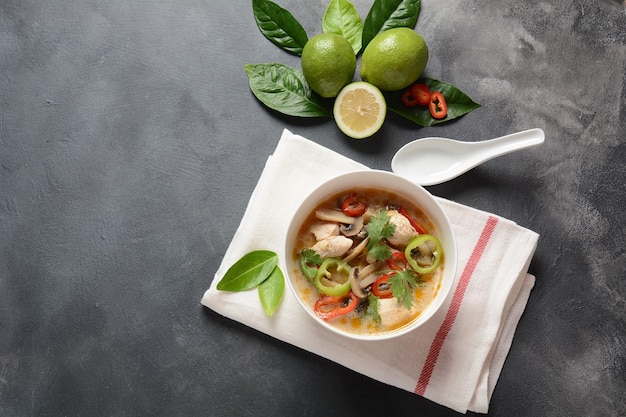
[201,129,539,414]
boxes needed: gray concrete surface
[1,0,624,416]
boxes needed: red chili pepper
[314,292,358,320]
[410,83,431,106]
[400,89,419,107]
[341,193,367,217]
[398,206,428,234]
[371,273,395,299]
[429,91,448,119]
[387,251,408,271]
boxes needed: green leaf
[298,249,323,280]
[366,210,396,251]
[368,243,392,261]
[388,270,418,309]
[252,0,309,56]
[258,267,284,316]
[217,250,278,291]
[386,78,481,126]
[244,63,331,117]
[362,0,421,50]
[323,0,364,55]
[365,293,381,324]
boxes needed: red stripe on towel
[414,216,499,396]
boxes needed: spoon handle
[472,128,545,164]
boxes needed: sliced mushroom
[362,206,378,223]
[315,208,356,224]
[349,267,367,299]
[343,237,369,263]
[340,216,364,237]
[359,273,378,289]
[357,262,382,289]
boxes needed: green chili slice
[404,234,443,274]
[314,258,351,296]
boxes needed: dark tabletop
[1,0,625,416]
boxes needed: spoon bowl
[391,128,545,186]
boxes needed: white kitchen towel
[201,129,539,414]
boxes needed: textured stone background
[1,1,624,416]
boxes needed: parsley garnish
[365,293,381,324]
[298,249,323,280]
[388,270,420,309]
[366,210,396,261]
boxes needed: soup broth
[291,187,444,336]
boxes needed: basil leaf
[252,0,308,56]
[244,63,331,117]
[258,267,284,316]
[362,0,421,50]
[217,250,278,291]
[323,0,364,55]
[386,78,481,126]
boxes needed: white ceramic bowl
[284,170,457,341]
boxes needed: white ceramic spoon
[391,128,545,186]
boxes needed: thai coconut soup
[291,187,445,336]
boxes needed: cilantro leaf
[365,210,395,261]
[365,293,381,324]
[388,270,419,309]
[366,210,396,251]
[368,243,392,261]
[298,249,323,280]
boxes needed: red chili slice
[314,292,358,320]
[411,83,431,106]
[400,89,419,107]
[341,193,367,217]
[387,251,408,271]
[429,91,448,119]
[398,206,428,235]
[371,273,395,299]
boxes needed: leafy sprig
[298,248,324,280]
[388,269,420,309]
[246,0,480,126]
[365,293,382,324]
[366,210,396,261]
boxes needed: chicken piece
[310,222,340,241]
[311,235,353,258]
[386,210,418,247]
[378,298,414,329]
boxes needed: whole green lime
[301,33,356,98]
[360,28,429,91]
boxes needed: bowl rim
[284,169,458,341]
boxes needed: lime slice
[333,82,386,139]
